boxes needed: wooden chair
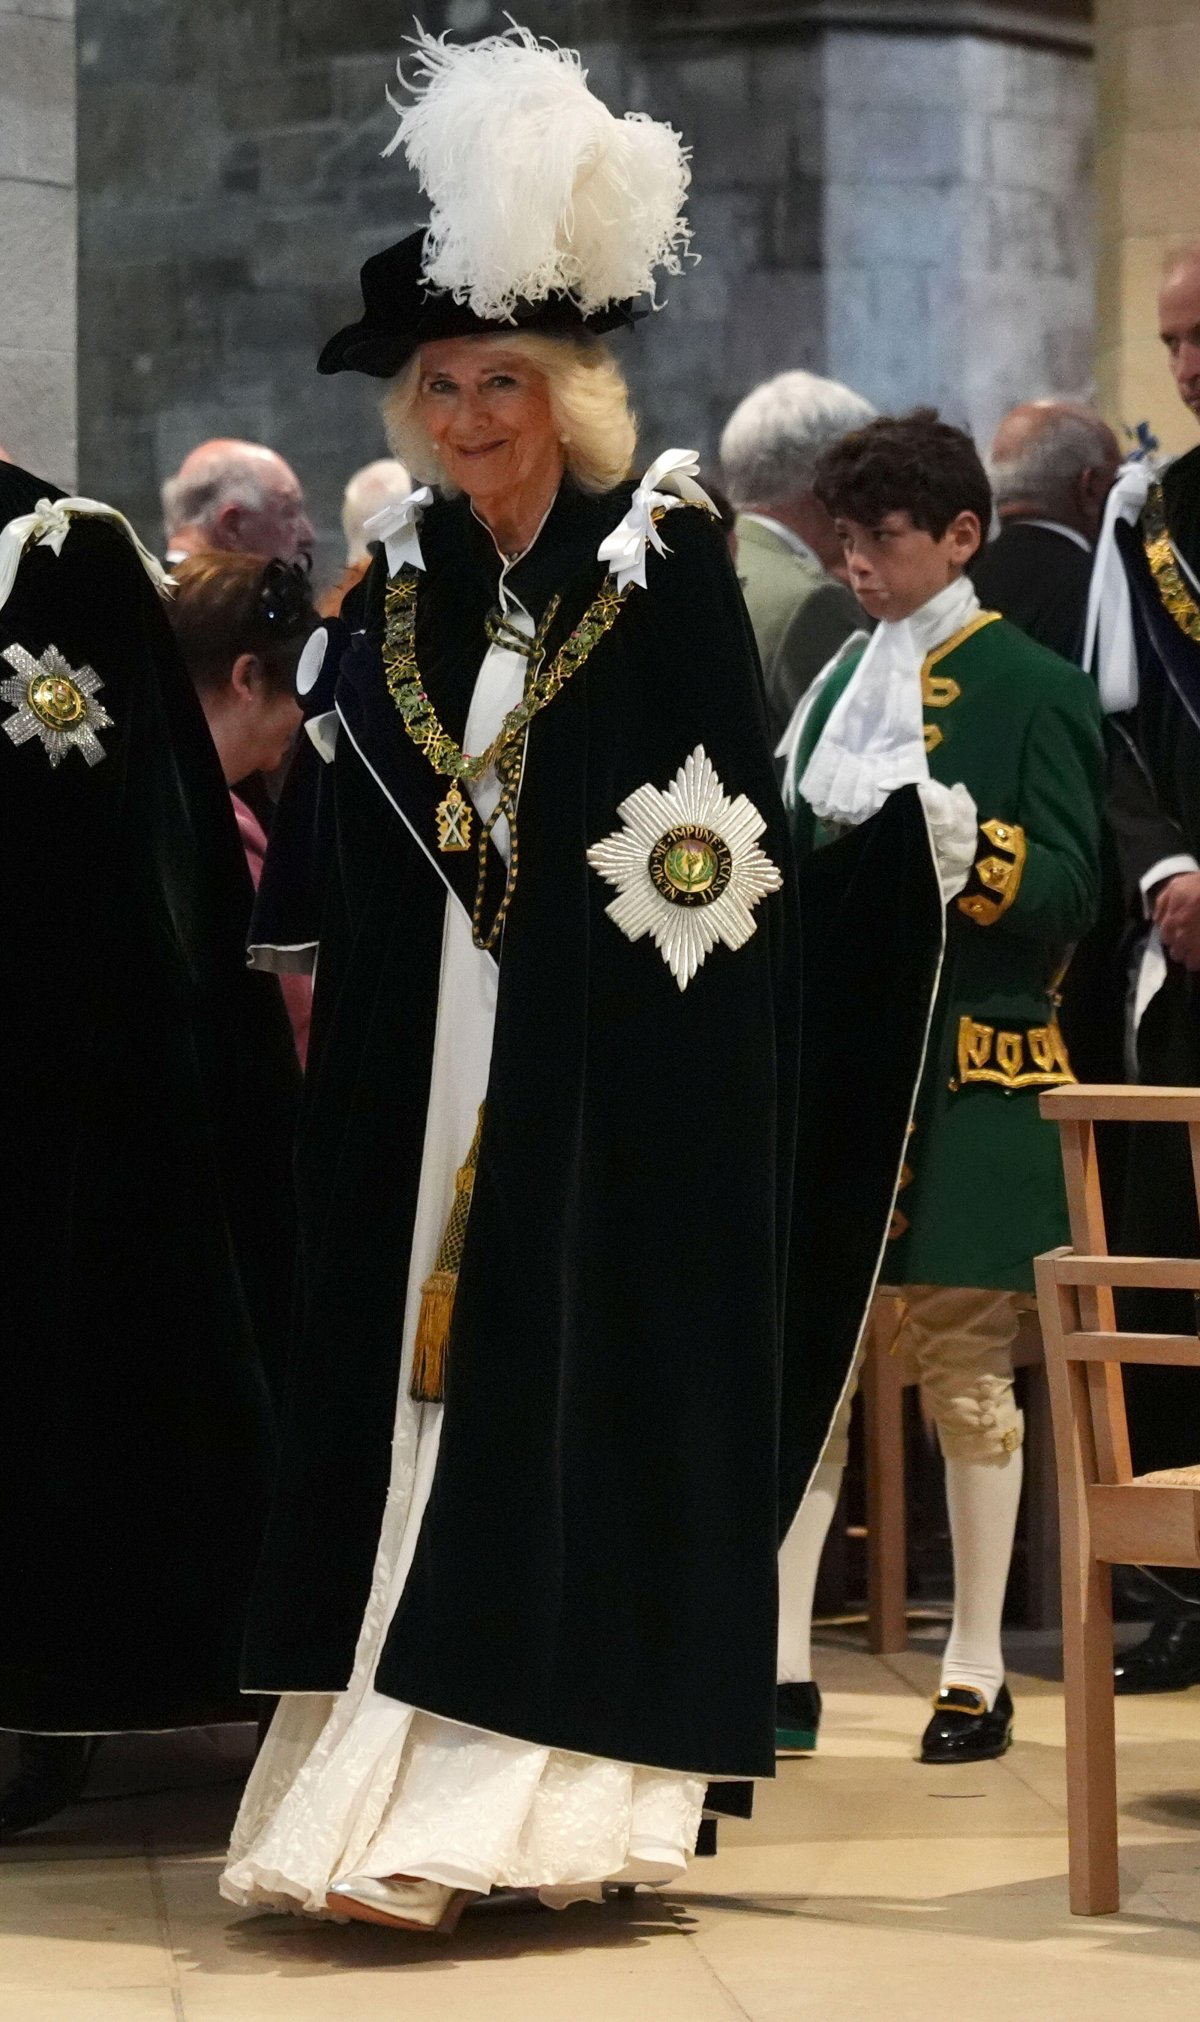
[1036,1084,1200,1915]
[862,1296,1059,1653]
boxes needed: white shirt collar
[908,574,983,655]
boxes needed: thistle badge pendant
[436,782,474,852]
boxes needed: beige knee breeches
[820,1284,1026,1470]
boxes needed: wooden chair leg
[1062,1551,1120,1914]
[1022,1365,1062,1632]
[863,1299,909,1655]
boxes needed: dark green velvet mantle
[243,482,943,1779]
[0,461,300,1734]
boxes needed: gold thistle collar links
[383,567,631,950]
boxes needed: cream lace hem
[221,1688,704,1915]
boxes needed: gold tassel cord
[410,1106,485,1403]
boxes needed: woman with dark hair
[170,550,316,1062]
[221,28,941,1935]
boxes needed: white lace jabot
[797,574,982,828]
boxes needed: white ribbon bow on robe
[1083,456,1157,714]
[0,495,172,617]
[596,449,716,592]
[363,485,434,578]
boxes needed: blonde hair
[382,331,637,496]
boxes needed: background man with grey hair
[720,369,875,740]
[972,400,1120,662]
[317,456,412,616]
[162,439,315,569]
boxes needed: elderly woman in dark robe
[222,25,941,1936]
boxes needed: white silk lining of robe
[221,550,704,1919]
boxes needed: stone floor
[2,1633,1199,2022]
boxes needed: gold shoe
[326,1873,473,1934]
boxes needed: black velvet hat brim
[318,229,641,379]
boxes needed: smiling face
[1160,252,1200,425]
[834,509,982,623]
[416,336,564,517]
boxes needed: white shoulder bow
[0,495,172,617]
[363,485,434,578]
[1083,456,1158,714]
[597,449,716,592]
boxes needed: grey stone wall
[821,31,1094,440]
[75,2,1094,581]
[0,0,76,485]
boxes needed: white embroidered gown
[221,534,705,1917]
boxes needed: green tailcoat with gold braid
[791,610,1105,1293]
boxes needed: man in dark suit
[1096,242,1200,1692]
[972,401,1120,662]
[972,403,1126,1097]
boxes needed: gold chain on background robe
[1143,482,1200,647]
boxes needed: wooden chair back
[1037,1084,1200,1915]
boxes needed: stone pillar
[0,0,77,485]
[1094,0,1200,457]
[821,27,1095,448]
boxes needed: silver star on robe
[587,745,783,991]
[1,642,113,767]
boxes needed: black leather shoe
[920,1683,1013,1764]
[0,1735,100,1839]
[776,1681,822,1755]
[1114,1616,1200,1695]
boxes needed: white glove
[917,778,978,904]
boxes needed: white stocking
[939,1449,1023,1708]
[776,1461,843,1684]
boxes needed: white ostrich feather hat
[319,21,693,379]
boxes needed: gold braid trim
[953,1015,1076,1093]
[920,611,1000,753]
[957,817,1027,926]
[1143,482,1200,646]
[411,1105,485,1403]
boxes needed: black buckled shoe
[776,1681,822,1755]
[0,1735,100,1840]
[1114,1616,1200,1694]
[919,1683,1013,1765]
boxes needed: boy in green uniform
[777,412,1104,1764]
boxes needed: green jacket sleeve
[956,668,1104,947]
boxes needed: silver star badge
[1,642,113,767]
[587,745,783,990]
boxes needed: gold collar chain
[383,567,630,785]
[382,565,634,949]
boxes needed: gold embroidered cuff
[952,1014,1076,1093]
[956,817,1027,925]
